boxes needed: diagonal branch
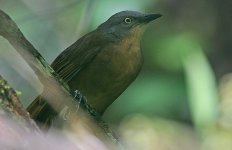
[0,9,119,143]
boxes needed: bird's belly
[68,45,143,113]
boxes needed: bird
[27,10,162,127]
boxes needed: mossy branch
[0,75,39,130]
[0,9,119,144]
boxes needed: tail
[27,95,57,129]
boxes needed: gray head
[98,11,162,40]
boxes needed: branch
[0,9,119,144]
[0,9,73,113]
[0,75,39,131]
[0,75,114,149]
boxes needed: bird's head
[98,10,162,41]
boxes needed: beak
[138,13,162,23]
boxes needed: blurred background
[0,0,232,149]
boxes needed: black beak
[139,13,162,23]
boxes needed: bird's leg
[59,90,85,121]
[72,90,87,110]
[71,90,100,117]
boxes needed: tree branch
[0,75,39,130]
[0,9,119,144]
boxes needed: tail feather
[27,96,57,129]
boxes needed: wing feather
[52,31,103,82]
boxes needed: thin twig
[0,75,40,131]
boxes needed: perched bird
[27,10,162,126]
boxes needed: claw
[72,90,81,99]
[72,90,87,112]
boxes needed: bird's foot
[60,90,86,121]
[72,90,87,110]
[71,90,100,117]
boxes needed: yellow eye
[124,17,132,24]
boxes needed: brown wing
[52,31,103,82]
[27,30,105,128]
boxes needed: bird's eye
[124,17,132,24]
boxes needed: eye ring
[124,17,132,24]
